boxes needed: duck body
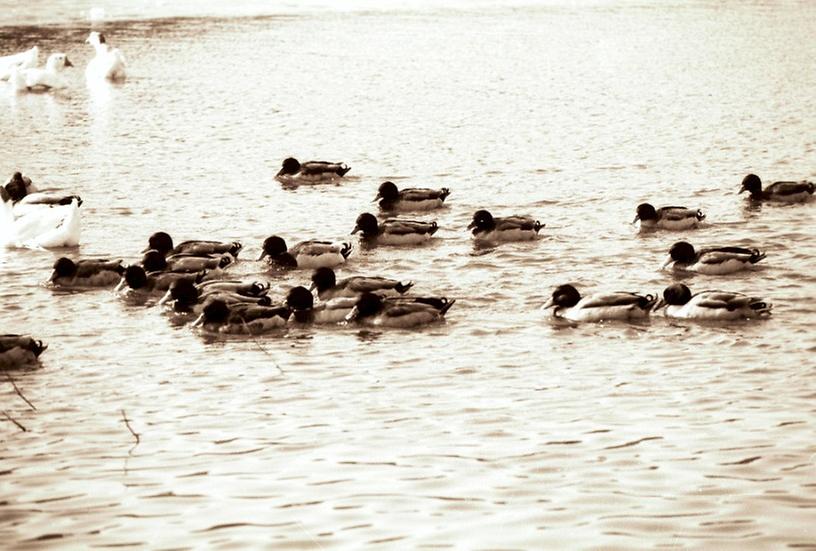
[141,249,233,275]
[345,292,455,328]
[192,298,290,334]
[633,203,705,230]
[543,284,656,322]
[286,286,358,324]
[0,46,39,81]
[310,267,413,301]
[740,174,815,203]
[10,52,73,91]
[1,196,81,249]
[144,232,242,259]
[158,277,270,314]
[0,335,47,367]
[50,257,124,287]
[352,213,438,245]
[656,284,771,320]
[375,181,451,212]
[468,210,542,242]
[259,236,352,269]
[664,241,766,275]
[275,157,350,185]
[114,265,205,296]
[85,32,126,81]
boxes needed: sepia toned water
[2,1,816,548]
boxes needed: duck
[286,285,359,324]
[258,235,352,269]
[654,283,772,320]
[0,335,47,367]
[85,31,126,81]
[662,241,766,275]
[158,277,271,314]
[50,257,124,287]
[0,46,39,81]
[1,196,81,248]
[191,298,291,334]
[114,265,206,295]
[275,157,351,185]
[352,213,438,245]
[542,284,656,322]
[633,203,705,230]
[309,266,414,301]
[739,174,814,203]
[143,231,242,259]
[3,172,83,217]
[374,181,451,212]
[345,292,455,328]
[9,52,73,92]
[141,249,233,274]
[467,209,543,242]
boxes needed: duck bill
[308,282,316,291]
[64,57,73,67]
[350,225,361,235]
[113,278,127,293]
[466,221,476,230]
[631,214,640,225]
[256,251,268,261]
[660,254,673,270]
[344,306,360,322]
[542,297,555,310]
[738,185,747,194]
[157,290,172,306]
[652,298,666,311]
[191,313,206,328]
[275,168,285,178]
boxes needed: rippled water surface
[2,1,816,548]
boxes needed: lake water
[2,0,815,548]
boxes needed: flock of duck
[1,34,815,368]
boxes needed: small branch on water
[4,371,37,411]
[3,410,27,432]
[121,409,140,446]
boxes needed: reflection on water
[2,0,816,548]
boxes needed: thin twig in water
[121,409,140,446]
[240,317,284,375]
[4,371,36,411]
[3,410,27,432]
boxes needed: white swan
[9,53,73,92]
[1,196,81,249]
[85,32,126,81]
[0,46,39,81]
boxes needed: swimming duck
[50,257,124,287]
[542,284,656,322]
[0,46,39,81]
[467,209,543,242]
[739,174,814,202]
[114,265,206,295]
[144,231,242,259]
[309,267,414,301]
[275,157,351,185]
[654,283,772,320]
[352,213,438,245]
[158,278,271,314]
[0,334,47,367]
[141,250,233,274]
[286,285,359,324]
[258,236,352,269]
[9,52,73,92]
[663,241,766,274]
[85,31,126,81]
[3,172,83,217]
[345,292,455,328]
[1,197,81,249]
[374,181,451,212]
[191,298,290,334]
[633,203,705,230]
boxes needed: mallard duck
[191,298,290,334]
[141,250,233,274]
[0,335,47,367]
[258,236,352,269]
[542,284,656,322]
[467,209,543,242]
[633,203,705,230]
[50,257,124,287]
[275,157,350,185]
[143,231,242,259]
[345,292,455,328]
[309,267,413,301]
[286,285,358,324]
[375,181,450,212]
[655,283,772,320]
[739,174,814,202]
[663,241,766,274]
[114,265,205,295]
[352,213,438,245]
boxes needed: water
[2,1,816,548]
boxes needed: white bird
[85,31,126,81]
[9,53,73,92]
[0,46,39,81]
[1,196,81,249]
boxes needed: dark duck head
[351,213,380,237]
[467,209,496,233]
[310,267,337,293]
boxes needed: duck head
[310,267,336,293]
[655,283,692,310]
[124,265,148,289]
[739,174,763,198]
[86,31,106,46]
[193,298,230,327]
[169,278,200,307]
[51,257,77,281]
[542,284,581,310]
[375,181,399,202]
[286,285,315,322]
[258,235,287,260]
[345,292,384,322]
[46,53,73,71]
[4,172,28,202]
[667,241,696,264]
[277,157,301,177]
[141,250,168,272]
[145,231,174,255]
[467,209,495,232]
[352,213,379,236]
[633,203,657,224]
